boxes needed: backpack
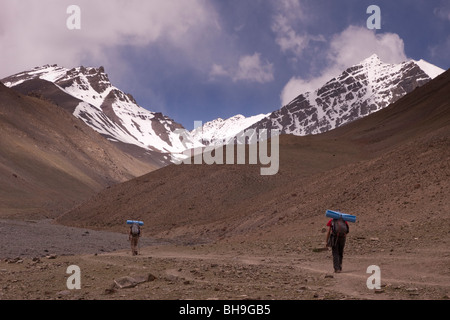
[131,223,140,236]
[332,218,348,238]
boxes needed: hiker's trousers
[131,235,139,255]
[331,235,346,271]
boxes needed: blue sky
[1,0,449,130]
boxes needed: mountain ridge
[245,55,444,137]
[2,56,445,165]
[2,65,201,167]
[188,55,444,145]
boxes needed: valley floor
[0,219,448,301]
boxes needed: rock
[46,254,57,259]
[374,289,385,294]
[104,286,117,295]
[164,275,178,282]
[134,273,156,283]
[114,276,138,289]
[114,273,156,289]
[299,286,310,290]
[324,274,334,279]
[405,288,420,296]
[56,290,71,297]
[370,237,380,241]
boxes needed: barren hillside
[0,82,156,218]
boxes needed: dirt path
[132,245,450,300]
[64,243,450,300]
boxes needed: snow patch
[413,59,445,79]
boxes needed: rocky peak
[247,55,442,137]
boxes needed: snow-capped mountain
[190,113,269,145]
[1,55,445,168]
[2,65,202,162]
[245,55,445,136]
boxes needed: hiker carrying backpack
[326,218,349,273]
[332,218,348,240]
[129,222,141,256]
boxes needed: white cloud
[209,64,229,78]
[271,0,324,58]
[275,0,306,22]
[233,53,274,83]
[209,53,274,84]
[0,0,218,77]
[272,14,309,57]
[280,25,408,105]
[328,25,407,70]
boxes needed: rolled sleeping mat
[126,220,144,226]
[326,210,356,223]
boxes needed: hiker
[326,217,349,273]
[129,222,141,256]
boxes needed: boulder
[113,273,157,289]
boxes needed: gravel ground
[0,219,162,259]
[1,219,449,300]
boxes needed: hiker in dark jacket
[326,218,349,273]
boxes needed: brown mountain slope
[11,78,83,114]
[56,70,450,246]
[0,82,156,218]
